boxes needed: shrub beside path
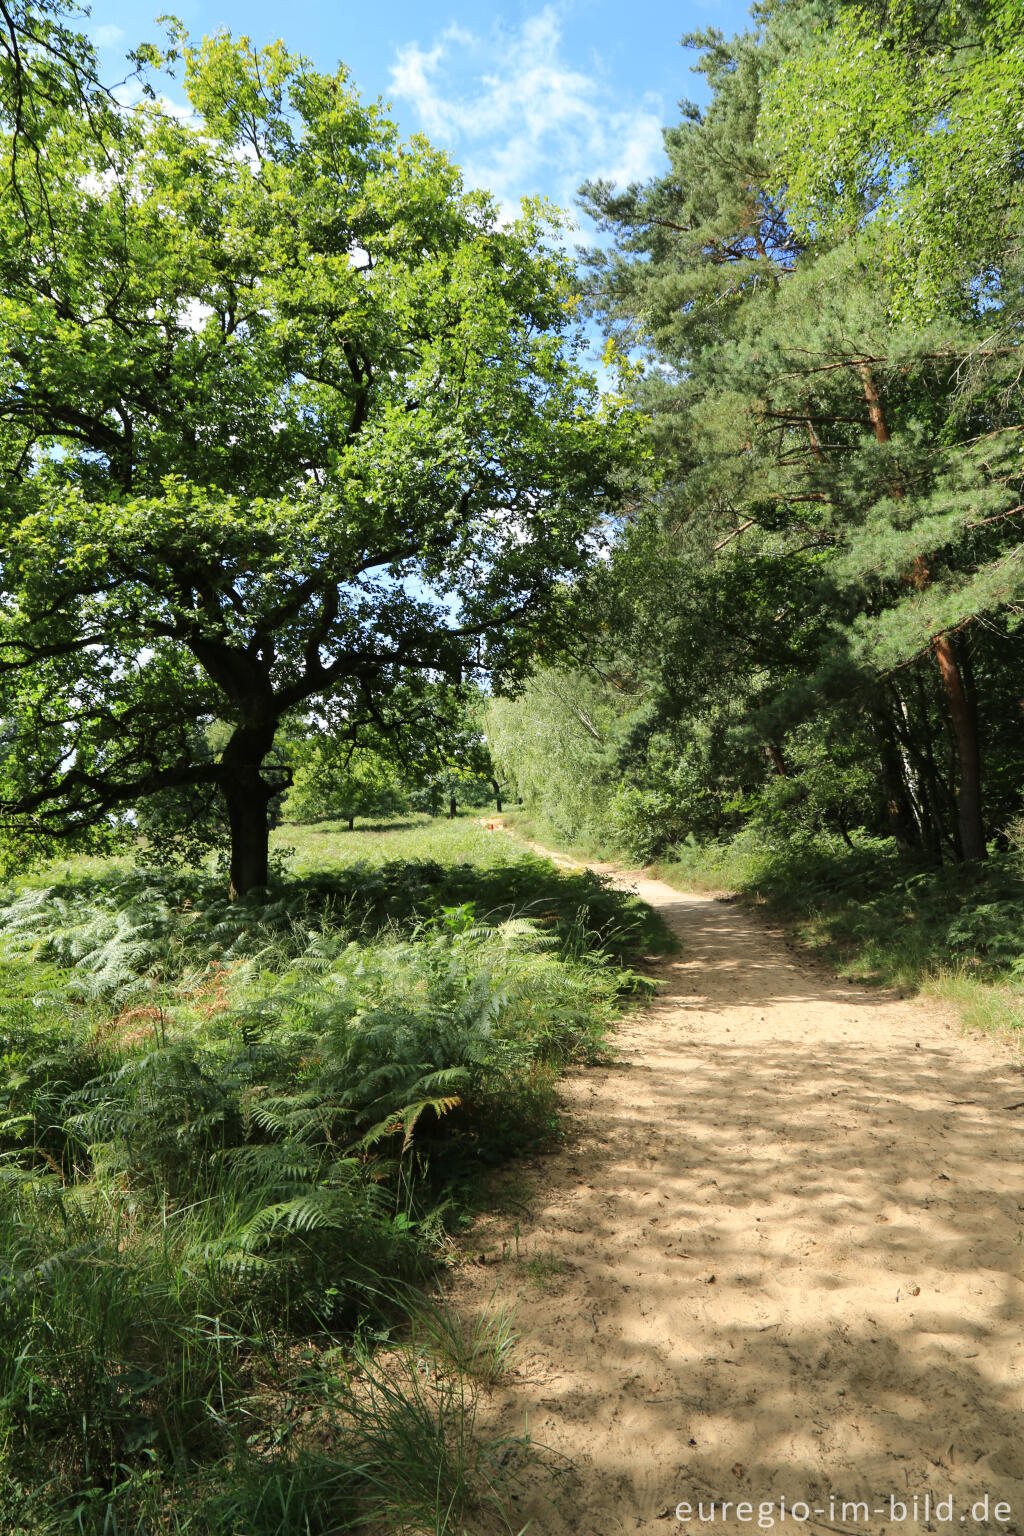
[459,839,1024,1534]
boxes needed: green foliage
[133,722,293,869]
[0,24,634,892]
[487,669,633,844]
[761,0,1024,318]
[283,743,408,826]
[610,735,735,861]
[739,719,878,845]
[0,814,660,1528]
[535,5,1024,881]
[0,0,132,224]
[489,665,772,862]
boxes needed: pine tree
[576,8,1024,860]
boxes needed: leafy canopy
[0,24,631,887]
[558,5,1024,867]
[760,0,1024,317]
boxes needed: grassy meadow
[0,815,667,1535]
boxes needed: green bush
[283,745,408,827]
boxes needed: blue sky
[87,0,754,231]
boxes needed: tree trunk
[220,719,279,899]
[858,367,982,858]
[348,815,355,831]
[857,362,892,444]
[224,770,272,898]
[885,688,944,861]
[933,634,986,861]
[906,674,955,862]
[766,743,787,777]
[835,812,856,852]
[491,780,503,813]
[448,794,457,820]
[875,702,928,856]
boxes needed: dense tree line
[491,0,1024,869]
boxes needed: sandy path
[458,859,1024,1535]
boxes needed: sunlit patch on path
[456,858,1024,1535]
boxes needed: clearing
[459,854,1024,1534]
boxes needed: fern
[357,1091,465,1155]
[0,1239,104,1303]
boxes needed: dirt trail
[458,855,1024,1534]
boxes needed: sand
[455,852,1024,1535]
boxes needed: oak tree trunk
[221,721,278,899]
[225,771,272,898]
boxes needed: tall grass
[0,818,664,1531]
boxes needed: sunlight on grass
[0,814,662,1533]
[275,810,509,874]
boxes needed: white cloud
[388,7,665,225]
[178,298,216,332]
[92,24,125,48]
[111,78,195,123]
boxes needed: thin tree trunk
[348,815,355,831]
[888,686,942,861]
[448,794,457,820]
[874,714,920,854]
[491,779,503,814]
[912,678,954,863]
[933,634,986,861]
[766,743,787,776]
[835,811,856,851]
[857,362,892,443]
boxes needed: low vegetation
[0,817,665,1534]
[656,832,1024,1035]
[506,802,1024,1039]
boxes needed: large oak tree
[0,24,629,892]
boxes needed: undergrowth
[0,820,663,1532]
[656,830,1024,1033]
[499,806,1024,1039]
